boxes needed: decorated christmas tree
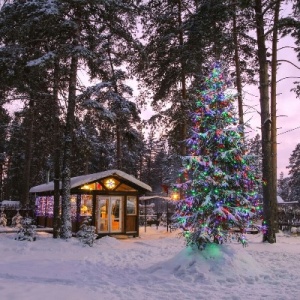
[174,62,261,249]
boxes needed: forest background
[0,0,300,216]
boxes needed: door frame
[96,196,123,233]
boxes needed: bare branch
[277,59,300,70]
[277,76,300,83]
[278,46,297,51]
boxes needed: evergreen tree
[173,62,261,249]
[0,207,7,226]
[246,134,263,200]
[277,172,290,202]
[138,0,196,157]
[0,106,10,201]
[76,217,96,247]
[5,113,25,200]
[1,0,142,238]
[15,216,36,242]
[287,143,300,202]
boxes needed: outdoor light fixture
[104,178,116,190]
[81,184,91,190]
[171,191,180,201]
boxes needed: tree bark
[61,53,78,239]
[270,0,281,233]
[107,39,122,169]
[178,0,187,157]
[52,59,61,239]
[232,2,244,137]
[254,0,276,243]
[22,99,34,208]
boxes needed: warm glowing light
[171,192,180,201]
[105,178,116,189]
[81,184,91,190]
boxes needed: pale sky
[243,34,300,178]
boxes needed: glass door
[97,196,123,233]
[110,197,122,232]
[98,197,109,232]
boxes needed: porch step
[113,235,129,239]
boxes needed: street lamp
[166,190,180,232]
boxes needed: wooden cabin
[29,169,152,237]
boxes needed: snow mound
[146,243,265,284]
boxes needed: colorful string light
[174,62,262,249]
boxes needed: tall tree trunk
[232,2,244,137]
[270,0,281,233]
[22,99,34,208]
[0,162,3,201]
[254,0,276,243]
[178,0,187,157]
[53,59,61,238]
[107,40,122,169]
[61,54,78,239]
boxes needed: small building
[29,169,152,237]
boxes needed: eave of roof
[29,169,152,193]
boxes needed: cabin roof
[29,169,152,193]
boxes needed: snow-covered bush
[11,211,23,228]
[290,227,298,236]
[76,217,96,247]
[15,217,36,241]
[0,208,7,226]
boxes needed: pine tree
[11,210,23,228]
[247,134,263,200]
[76,217,96,247]
[15,216,36,242]
[277,172,290,202]
[0,106,10,200]
[0,207,7,226]
[173,62,261,249]
[287,143,300,202]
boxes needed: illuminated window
[80,195,92,216]
[127,196,137,215]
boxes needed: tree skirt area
[0,226,299,300]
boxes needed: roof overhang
[29,169,152,194]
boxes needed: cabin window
[70,195,92,218]
[35,196,54,216]
[81,182,102,190]
[127,196,137,215]
[80,195,93,216]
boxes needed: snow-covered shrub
[76,217,96,247]
[15,217,36,241]
[11,211,23,228]
[0,208,7,226]
[290,227,297,236]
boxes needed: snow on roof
[140,195,171,201]
[277,195,284,203]
[29,169,152,193]
[0,200,20,206]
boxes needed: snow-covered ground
[0,226,300,300]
